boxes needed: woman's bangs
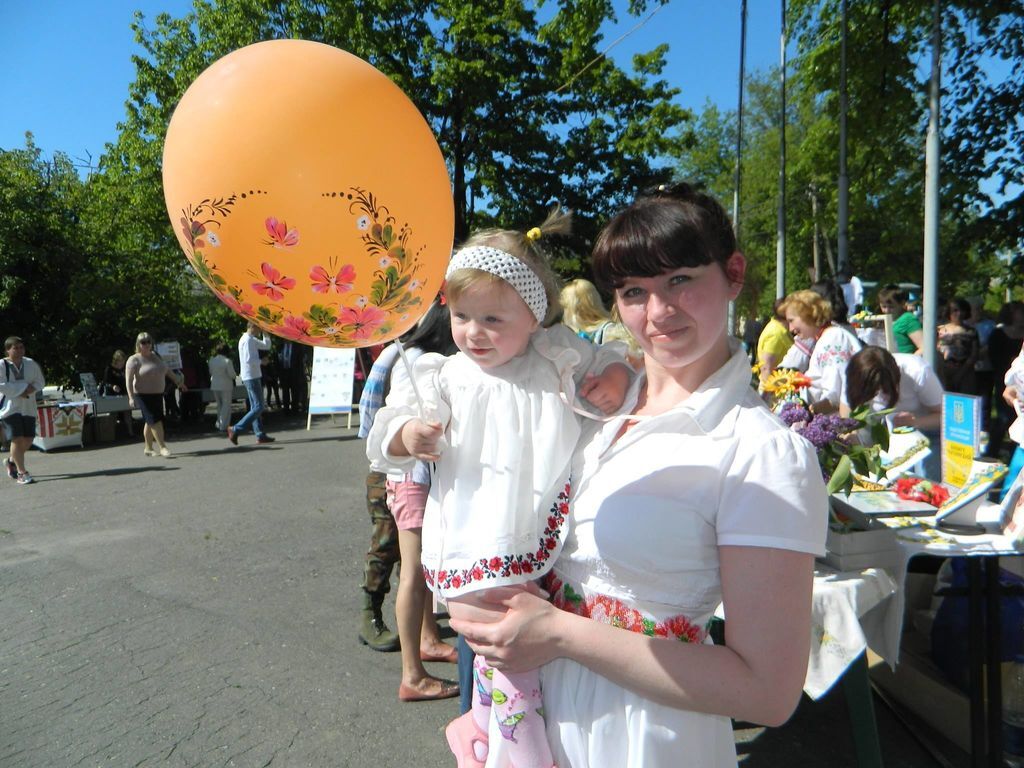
[594,220,713,291]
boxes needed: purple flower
[778,401,811,427]
[796,415,840,450]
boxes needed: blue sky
[0,0,782,166]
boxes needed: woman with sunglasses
[125,333,186,457]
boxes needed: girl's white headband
[445,246,548,323]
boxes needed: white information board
[156,341,182,370]
[308,347,355,416]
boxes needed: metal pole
[922,0,941,370]
[837,0,849,278]
[776,0,787,299]
[730,0,747,336]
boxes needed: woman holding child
[451,184,828,767]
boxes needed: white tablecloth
[805,566,898,699]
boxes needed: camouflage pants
[362,470,399,597]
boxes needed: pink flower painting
[274,315,315,342]
[309,263,356,294]
[264,217,299,249]
[252,262,297,301]
[338,305,387,340]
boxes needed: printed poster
[941,392,981,488]
[308,348,355,415]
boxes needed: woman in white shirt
[451,183,827,768]
[207,343,238,432]
[779,289,863,413]
[841,345,944,478]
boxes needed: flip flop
[398,678,460,702]
[420,643,459,663]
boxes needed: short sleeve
[914,362,944,409]
[717,429,828,556]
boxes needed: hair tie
[525,227,542,242]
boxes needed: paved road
[1,412,939,767]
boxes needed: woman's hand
[892,410,915,428]
[449,585,563,673]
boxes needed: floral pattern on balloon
[176,186,428,347]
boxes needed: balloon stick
[394,339,427,421]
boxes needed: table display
[33,401,91,451]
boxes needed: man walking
[227,322,275,445]
[1,336,45,485]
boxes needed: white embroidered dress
[528,345,827,768]
[367,324,626,599]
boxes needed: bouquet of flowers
[776,400,889,496]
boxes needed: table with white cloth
[33,400,92,451]
[857,515,1024,768]
[805,566,898,699]
[714,565,896,768]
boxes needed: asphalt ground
[1,408,945,767]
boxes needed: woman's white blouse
[806,324,863,407]
[533,343,828,768]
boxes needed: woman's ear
[725,251,746,298]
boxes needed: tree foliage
[678,0,1024,319]
[1,0,690,382]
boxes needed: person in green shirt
[878,284,924,355]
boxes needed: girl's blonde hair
[446,206,570,326]
[560,278,611,334]
[779,290,832,329]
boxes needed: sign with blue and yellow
[941,393,981,487]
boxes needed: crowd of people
[749,280,1024,469]
[5,180,1024,768]
[0,328,315,480]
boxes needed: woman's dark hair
[215,343,230,356]
[811,279,849,324]
[846,346,901,410]
[877,284,907,306]
[944,297,972,323]
[591,182,737,292]
[402,298,457,356]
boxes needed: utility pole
[776,0,787,299]
[837,0,849,278]
[921,0,941,370]
[730,0,748,336]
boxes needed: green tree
[0,138,91,385]
[113,0,690,266]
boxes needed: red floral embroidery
[423,482,571,593]
[546,574,708,644]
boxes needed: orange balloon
[163,39,453,347]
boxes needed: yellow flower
[762,369,812,396]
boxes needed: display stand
[33,401,91,451]
[306,348,357,429]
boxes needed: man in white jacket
[227,322,275,445]
[1,336,46,485]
